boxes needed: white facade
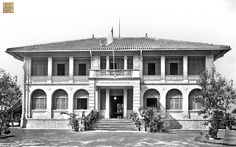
[6,37,231,129]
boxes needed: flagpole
[113,49,115,77]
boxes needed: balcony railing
[89,69,140,78]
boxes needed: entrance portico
[96,87,132,118]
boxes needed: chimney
[145,33,148,38]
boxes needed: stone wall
[26,119,70,129]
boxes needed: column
[183,56,188,81]
[69,57,74,83]
[95,88,99,110]
[206,55,214,73]
[24,57,31,118]
[124,56,127,70]
[68,92,74,113]
[88,80,95,109]
[105,88,110,118]
[123,88,128,118]
[106,56,109,70]
[46,90,53,118]
[161,56,165,80]
[160,91,166,114]
[182,91,189,118]
[21,57,27,127]
[47,57,52,83]
[133,80,141,110]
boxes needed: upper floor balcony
[27,55,209,84]
[89,69,140,79]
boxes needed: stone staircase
[93,118,137,131]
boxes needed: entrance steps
[93,118,137,131]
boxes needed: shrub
[128,111,141,127]
[139,107,163,132]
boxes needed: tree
[193,68,236,139]
[0,68,22,108]
[0,68,22,135]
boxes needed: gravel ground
[0,128,234,146]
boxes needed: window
[166,89,182,110]
[110,62,118,69]
[188,57,205,75]
[189,89,202,110]
[143,57,161,75]
[78,64,86,75]
[148,63,155,75]
[100,89,106,110]
[57,64,65,76]
[143,89,160,109]
[109,56,124,69]
[53,90,68,109]
[74,89,89,110]
[31,90,46,109]
[127,56,133,69]
[165,57,183,75]
[100,56,106,69]
[31,59,48,76]
[146,98,157,107]
[170,63,178,75]
[127,89,133,110]
[77,99,87,109]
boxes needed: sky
[0,0,236,88]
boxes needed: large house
[6,36,231,129]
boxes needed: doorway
[110,96,123,118]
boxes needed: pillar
[69,57,74,83]
[47,57,52,83]
[105,88,110,118]
[123,88,127,118]
[124,56,127,70]
[183,56,188,80]
[161,56,165,80]
[206,55,214,73]
[68,92,74,113]
[106,56,109,70]
[95,88,99,110]
[133,80,141,110]
[46,90,53,118]
[88,80,95,109]
[182,91,189,118]
[160,91,166,114]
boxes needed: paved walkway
[0,128,234,146]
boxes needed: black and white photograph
[0,0,236,146]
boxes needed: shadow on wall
[161,112,182,129]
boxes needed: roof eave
[6,50,24,61]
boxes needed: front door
[110,96,123,118]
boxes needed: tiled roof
[6,37,230,52]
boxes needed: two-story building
[6,36,230,129]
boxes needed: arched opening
[52,89,68,110]
[189,89,202,110]
[74,89,89,110]
[166,89,182,110]
[31,89,46,109]
[143,89,160,109]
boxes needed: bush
[139,107,163,132]
[84,110,99,130]
[128,111,141,127]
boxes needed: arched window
[232,109,236,114]
[166,89,182,110]
[74,89,89,109]
[31,89,46,109]
[52,89,68,109]
[144,89,160,109]
[189,89,202,110]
